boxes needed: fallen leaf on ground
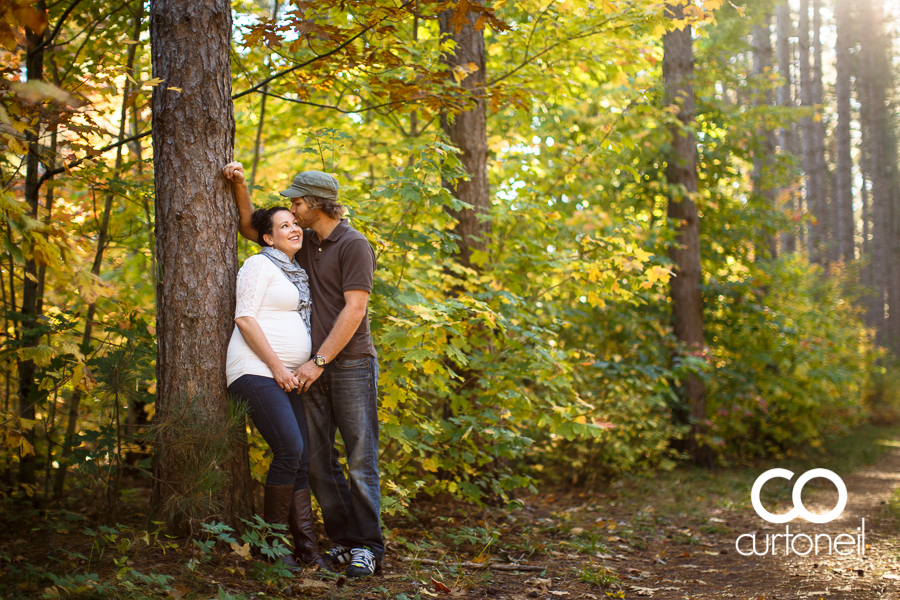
[525,577,552,591]
[298,578,332,590]
[230,542,251,559]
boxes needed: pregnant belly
[258,312,311,369]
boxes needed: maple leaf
[450,0,473,33]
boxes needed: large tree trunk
[149,0,252,534]
[752,17,777,260]
[439,6,490,270]
[664,3,708,466]
[834,0,854,263]
[776,0,797,254]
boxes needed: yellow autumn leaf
[646,265,673,284]
[602,0,616,13]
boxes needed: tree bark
[149,0,253,534]
[439,6,490,270]
[834,0,853,263]
[664,5,708,466]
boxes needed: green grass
[574,564,620,587]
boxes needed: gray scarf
[259,246,312,333]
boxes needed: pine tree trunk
[664,3,709,466]
[859,0,888,346]
[834,0,854,263]
[752,18,777,260]
[799,0,818,259]
[800,0,829,264]
[776,0,797,254]
[149,0,253,534]
[860,123,874,327]
[811,0,829,263]
[439,6,490,270]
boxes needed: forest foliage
[0,0,892,520]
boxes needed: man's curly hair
[303,195,345,220]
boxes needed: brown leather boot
[288,488,334,572]
[263,484,301,570]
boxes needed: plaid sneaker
[323,545,352,567]
[345,547,378,578]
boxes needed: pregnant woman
[226,206,330,572]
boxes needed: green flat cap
[280,171,340,200]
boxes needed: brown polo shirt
[295,219,377,360]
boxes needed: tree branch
[233,0,416,101]
[259,90,416,115]
[29,0,85,56]
[487,19,618,87]
[39,0,421,188]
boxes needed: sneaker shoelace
[326,545,352,564]
[350,547,376,572]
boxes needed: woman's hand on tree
[223,161,246,184]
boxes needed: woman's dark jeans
[228,374,310,490]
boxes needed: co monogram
[751,468,848,524]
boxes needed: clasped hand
[273,364,300,393]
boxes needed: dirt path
[385,446,900,600]
[604,447,900,599]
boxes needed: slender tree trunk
[439,5,490,270]
[18,0,48,490]
[664,3,709,466]
[248,2,279,190]
[859,0,889,346]
[752,17,777,260]
[834,0,853,263]
[54,5,143,499]
[889,159,900,353]
[812,0,831,264]
[799,0,818,259]
[149,0,253,534]
[859,76,875,328]
[777,0,797,254]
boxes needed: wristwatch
[313,355,328,368]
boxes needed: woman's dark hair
[251,206,292,247]
[302,195,345,220]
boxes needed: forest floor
[4,425,900,599]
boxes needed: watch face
[314,356,326,367]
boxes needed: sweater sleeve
[235,255,270,319]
